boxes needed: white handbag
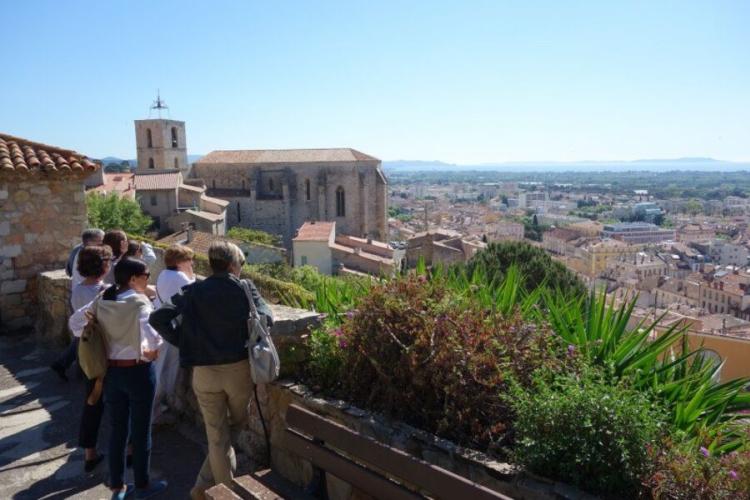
[240,280,280,384]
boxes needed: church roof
[197,148,379,165]
[293,221,336,242]
[0,133,99,179]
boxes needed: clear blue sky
[1,1,747,163]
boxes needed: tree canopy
[86,192,152,235]
[466,240,586,297]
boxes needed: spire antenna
[149,90,170,118]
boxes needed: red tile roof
[293,221,335,241]
[90,173,136,198]
[0,133,99,179]
[134,172,181,191]
[197,148,379,164]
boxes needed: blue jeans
[104,363,155,489]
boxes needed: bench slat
[206,483,243,500]
[284,428,421,500]
[286,404,512,500]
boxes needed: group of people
[53,228,273,500]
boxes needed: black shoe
[50,363,68,382]
[126,454,133,468]
[84,454,105,473]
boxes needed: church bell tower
[134,93,189,176]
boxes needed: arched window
[174,158,179,169]
[212,179,216,189]
[171,127,178,148]
[336,186,346,217]
[269,178,274,191]
[242,180,246,190]
[305,179,311,201]
[236,202,241,222]
[146,129,153,148]
[148,157,155,169]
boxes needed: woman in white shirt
[152,244,195,422]
[69,258,168,499]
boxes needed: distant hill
[97,154,204,168]
[383,158,750,173]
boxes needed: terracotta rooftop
[134,172,181,191]
[0,133,98,178]
[157,230,243,257]
[293,221,335,242]
[197,148,379,165]
[90,173,135,198]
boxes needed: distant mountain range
[383,158,750,172]
[98,155,204,168]
[96,155,750,173]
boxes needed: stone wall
[1,179,87,331]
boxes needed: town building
[0,133,99,330]
[677,223,715,244]
[518,191,548,209]
[193,148,388,247]
[292,221,401,276]
[405,229,486,268]
[601,222,675,244]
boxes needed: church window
[148,158,155,169]
[171,127,178,148]
[212,180,216,189]
[236,202,241,222]
[174,158,179,169]
[146,129,153,148]
[150,194,157,206]
[269,178,274,191]
[305,179,311,201]
[336,187,346,217]
[242,180,245,190]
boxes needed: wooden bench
[207,403,513,500]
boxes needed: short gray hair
[208,241,245,273]
[81,228,105,245]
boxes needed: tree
[532,214,539,227]
[86,192,152,235]
[466,241,586,297]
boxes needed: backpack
[240,280,280,384]
[78,298,108,380]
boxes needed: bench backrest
[285,404,512,500]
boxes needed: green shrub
[544,290,750,451]
[466,241,586,297]
[511,367,667,496]
[306,326,345,390]
[645,435,750,499]
[328,273,568,451]
[227,226,281,247]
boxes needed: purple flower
[418,275,428,283]
[699,446,710,458]
[345,311,355,319]
[332,328,343,337]
[567,344,576,356]
[729,470,739,480]
[339,339,348,349]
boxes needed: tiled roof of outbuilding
[134,172,181,191]
[0,133,99,178]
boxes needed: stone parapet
[248,381,598,500]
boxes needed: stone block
[13,190,30,203]
[30,185,51,196]
[0,188,8,200]
[1,244,21,257]
[0,221,9,236]
[1,279,27,294]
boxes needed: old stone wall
[1,179,86,331]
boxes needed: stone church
[192,148,388,246]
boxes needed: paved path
[0,334,205,499]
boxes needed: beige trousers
[192,360,252,490]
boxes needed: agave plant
[543,289,750,451]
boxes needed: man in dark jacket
[149,241,272,500]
